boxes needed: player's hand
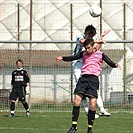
[101,30,110,38]
[115,64,121,70]
[56,56,63,62]
[26,86,30,94]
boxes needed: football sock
[87,109,95,126]
[26,108,30,112]
[10,102,15,112]
[11,111,14,114]
[22,102,29,110]
[87,126,92,131]
[72,106,80,128]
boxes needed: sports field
[0,111,132,133]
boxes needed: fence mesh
[0,43,133,112]
[0,1,133,112]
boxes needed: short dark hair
[84,25,96,38]
[83,38,95,47]
[16,59,23,64]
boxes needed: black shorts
[74,74,99,98]
[9,86,26,101]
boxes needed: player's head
[84,25,96,39]
[16,59,23,69]
[83,38,95,54]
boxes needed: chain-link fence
[0,1,133,112]
[0,41,133,112]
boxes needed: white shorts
[72,60,83,83]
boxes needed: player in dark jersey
[9,59,30,117]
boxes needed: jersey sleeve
[102,53,117,68]
[11,71,15,85]
[62,51,83,61]
[24,70,30,83]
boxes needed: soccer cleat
[95,114,99,119]
[26,111,30,117]
[87,128,93,133]
[99,109,111,116]
[9,113,14,117]
[67,127,77,133]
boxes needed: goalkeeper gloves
[26,86,30,94]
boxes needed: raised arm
[95,30,110,50]
[102,53,121,69]
[100,30,110,40]
[56,52,83,62]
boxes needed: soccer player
[73,25,111,117]
[56,38,121,133]
[9,59,30,117]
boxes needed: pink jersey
[81,50,103,76]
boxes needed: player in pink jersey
[56,39,121,133]
[73,25,111,118]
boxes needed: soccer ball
[89,5,102,17]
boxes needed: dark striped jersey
[11,68,29,87]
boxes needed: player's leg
[9,100,15,117]
[82,97,99,118]
[19,86,30,117]
[86,74,100,133]
[67,94,83,133]
[73,61,99,119]
[9,90,17,117]
[97,91,111,116]
[87,97,97,133]
[22,101,30,117]
[73,61,90,115]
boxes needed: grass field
[0,111,133,133]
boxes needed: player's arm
[24,70,30,93]
[73,34,85,55]
[76,34,85,44]
[99,30,110,40]
[102,53,121,69]
[25,70,30,84]
[11,71,15,86]
[95,30,110,50]
[56,51,83,62]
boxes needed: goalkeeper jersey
[11,68,29,87]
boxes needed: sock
[26,108,30,112]
[87,109,95,128]
[72,106,80,128]
[22,102,29,111]
[11,111,14,114]
[10,102,15,114]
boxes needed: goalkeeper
[9,59,30,117]
[73,25,111,117]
